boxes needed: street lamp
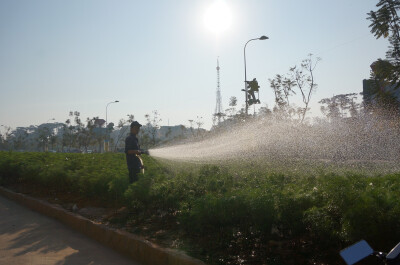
[244,35,269,115]
[105,100,119,152]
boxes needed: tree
[196,116,204,138]
[319,93,361,120]
[62,111,79,151]
[257,104,272,117]
[224,96,239,122]
[349,95,362,117]
[188,120,195,136]
[368,0,400,87]
[61,122,71,152]
[144,110,162,146]
[282,76,297,106]
[37,127,51,151]
[180,125,186,138]
[59,111,101,152]
[289,54,320,122]
[77,117,98,152]
[229,96,237,107]
[165,127,172,139]
[269,74,296,109]
[49,134,58,150]
[269,54,320,122]
[269,74,298,119]
[0,126,12,150]
[114,114,134,151]
[367,59,400,111]
[9,127,29,151]
[269,75,286,109]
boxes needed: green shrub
[123,173,152,210]
[1,151,400,263]
[344,180,400,249]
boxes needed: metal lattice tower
[213,58,224,125]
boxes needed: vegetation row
[0,151,399,264]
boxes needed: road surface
[0,195,140,265]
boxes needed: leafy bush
[1,151,400,264]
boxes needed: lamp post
[104,100,119,152]
[244,35,268,115]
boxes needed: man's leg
[128,167,139,184]
[249,91,256,101]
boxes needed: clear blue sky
[0,0,388,129]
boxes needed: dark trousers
[128,167,140,184]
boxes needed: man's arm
[127,150,141,155]
[125,136,141,155]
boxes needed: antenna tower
[213,57,224,125]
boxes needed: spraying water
[150,115,400,174]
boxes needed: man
[246,78,260,105]
[125,121,143,184]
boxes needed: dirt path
[0,195,140,265]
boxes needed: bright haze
[0,0,388,129]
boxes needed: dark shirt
[125,133,141,169]
[249,80,259,91]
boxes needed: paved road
[0,195,140,265]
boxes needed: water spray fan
[140,149,150,155]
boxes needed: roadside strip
[0,186,206,265]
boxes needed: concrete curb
[0,187,206,265]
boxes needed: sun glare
[204,0,232,35]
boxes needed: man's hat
[130,121,142,128]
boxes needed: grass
[0,151,399,264]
